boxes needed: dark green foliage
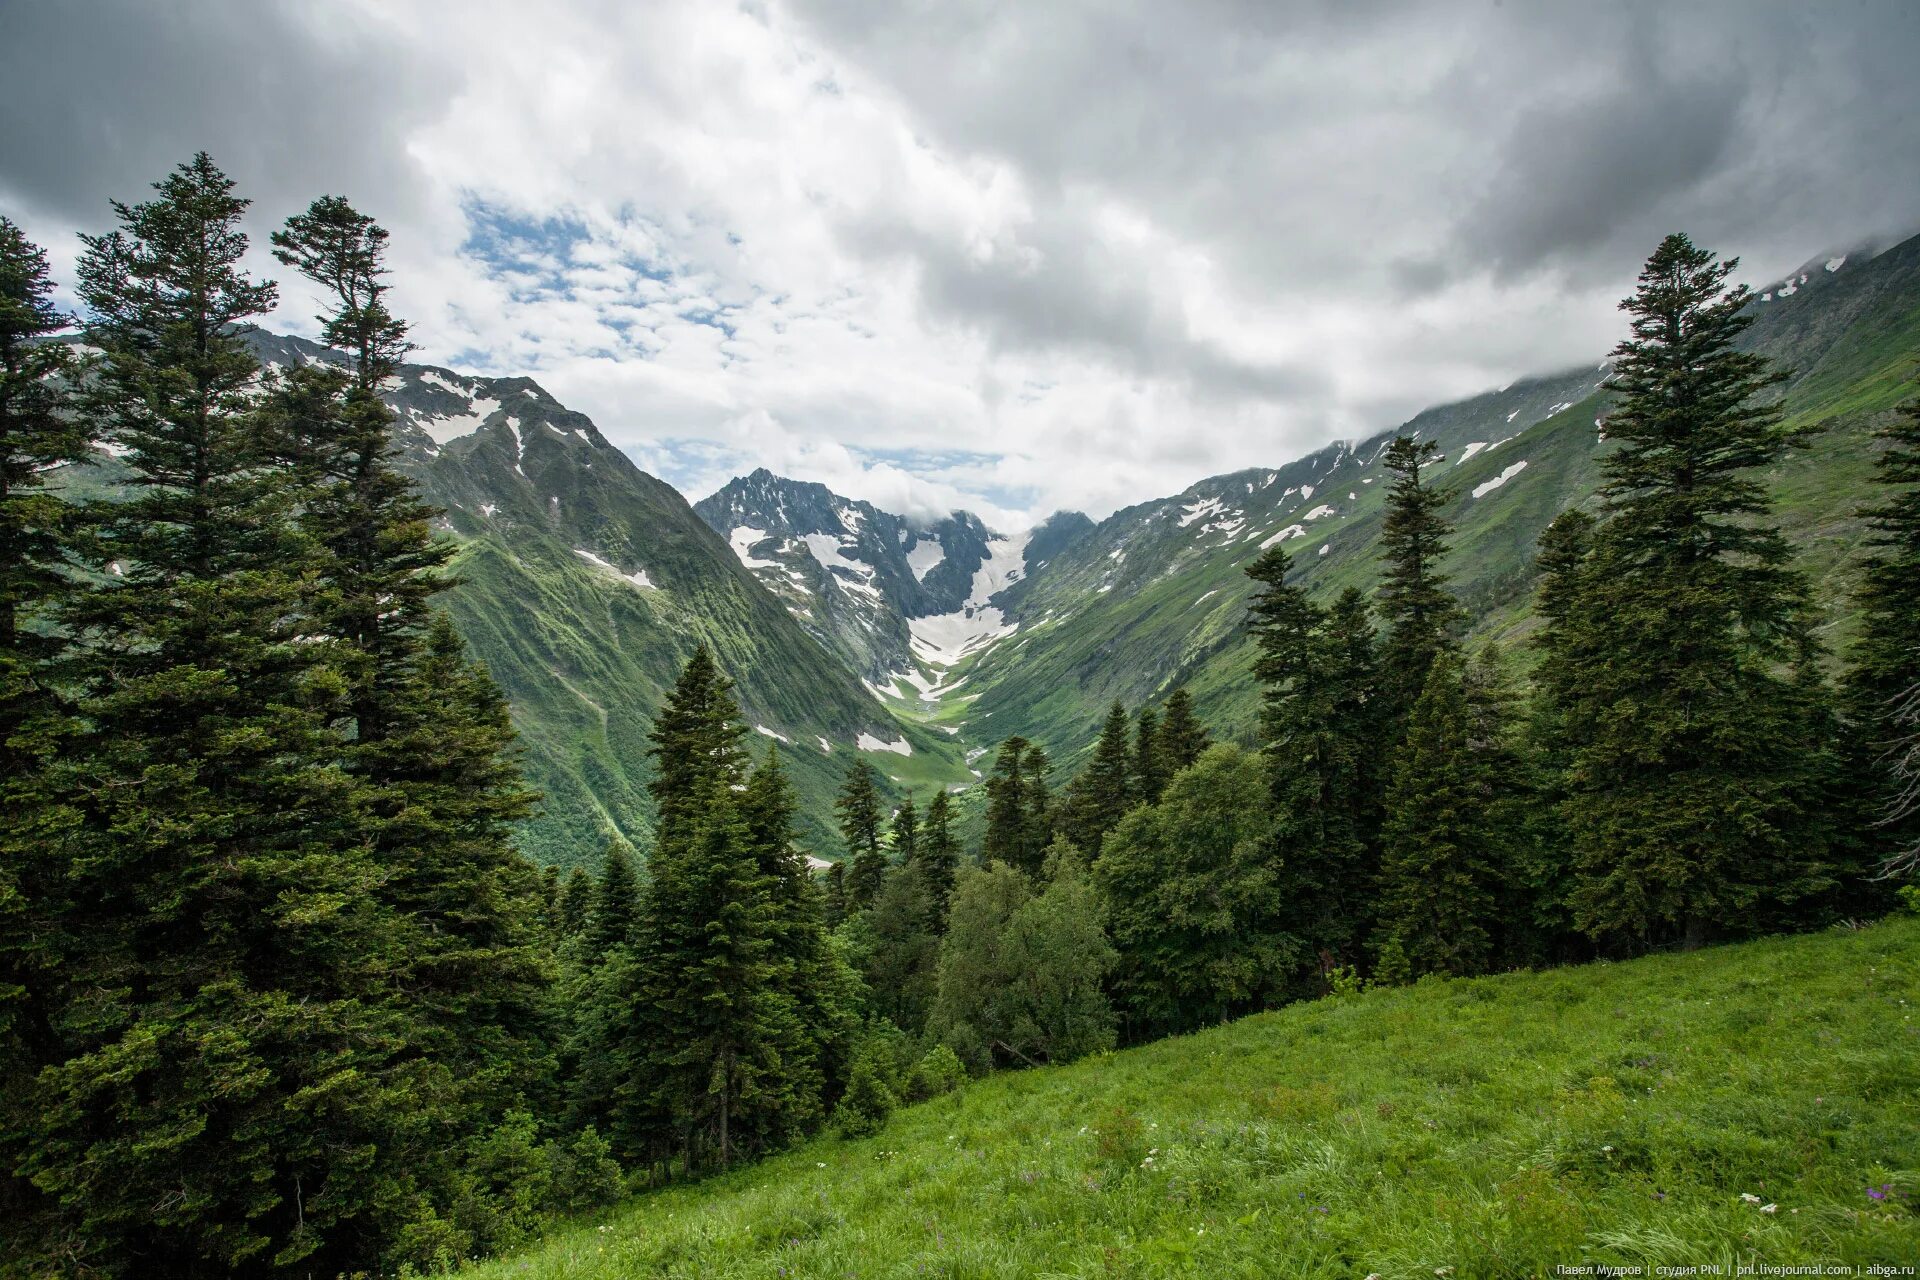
[1549,233,1839,950]
[588,844,640,958]
[1372,652,1505,983]
[1094,746,1299,1039]
[559,867,595,936]
[836,758,886,908]
[1131,706,1168,803]
[0,217,85,1244]
[1377,435,1465,725]
[833,1040,897,1138]
[1156,688,1210,776]
[1245,547,1379,966]
[647,643,749,857]
[1062,701,1137,857]
[823,859,849,928]
[916,789,960,927]
[859,860,940,1034]
[1848,385,1920,878]
[983,736,1053,879]
[891,789,919,865]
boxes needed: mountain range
[74,229,1914,869]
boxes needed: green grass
[465,918,1920,1278]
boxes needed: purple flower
[1868,1186,1890,1202]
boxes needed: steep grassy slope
[464,917,1920,1278]
[935,232,1920,765]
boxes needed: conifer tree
[891,790,919,867]
[984,736,1052,878]
[587,844,641,958]
[1556,233,1836,949]
[1847,385,1920,878]
[837,758,886,908]
[1132,706,1169,803]
[1377,435,1464,726]
[1372,652,1502,983]
[630,781,780,1169]
[560,867,596,936]
[267,195,443,746]
[823,860,849,928]
[863,859,939,1033]
[917,789,961,926]
[26,153,416,1278]
[1157,688,1211,775]
[0,216,87,1258]
[1245,546,1374,964]
[1064,701,1137,856]
[647,643,748,856]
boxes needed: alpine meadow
[3,3,1920,1278]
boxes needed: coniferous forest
[3,142,1919,1278]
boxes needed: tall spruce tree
[1245,545,1375,966]
[917,789,961,926]
[1132,706,1169,803]
[1372,651,1504,983]
[25,153,421,1278]
[836,758,886,908]
[587,844,641,958]
[891,790,920,867]
[984,736,1052,878]
[268,195,442,746]
[1064,701,1137,856]
[0,216,87,1259]
[1847,385,1920,878]
[647,643,749,856]
[1157,688,1211,775]
[1556,233,1836,950]
[1377,435,1464,727]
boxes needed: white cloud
[4,0,1917,522]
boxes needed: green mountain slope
[234,336,973,866]
[915,231,1920,766]
[461,916,1920,1277]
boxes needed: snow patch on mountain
[1260,524,1307,549]
[906,537,946,581]
[857,732,912,756]
[572,548,657,590]
[1472,460,1528,498]
[415,393,503,445]
[728,526,779,570]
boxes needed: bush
[905,1044,968,1101]
[550,1126,625,1213]
[834,1046,897,1138]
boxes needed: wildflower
[817,1162,826,1168]
[1760,1204,1778,1214]
[1868,1186,1891,1202]
[1740,1193,1761,1203]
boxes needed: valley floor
[465,919,1920,1278]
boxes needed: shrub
[905,1044,968,1101]
[834,1047,897,1138]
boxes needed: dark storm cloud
[791,0,1920,318]
[0,1,451,231]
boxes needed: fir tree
[823,860,849,928]
[588,844,641,958]
[1132,706,1169,803]
[836,758,886,908]
[1157,688,1211,775]
[1372,652,1502,983]
[559,867,595,937]
[862,860,940,1033]
[984,736,1052,878]
[1847,384,1920,878]
[630,782,780,1169]
[891,790,919,867]
[267,195,442,747]
[1377,435,1464,726]
[1064,701,1137,857]
[647,644,748,857]
[1557,233,1836,950]
[917,789,961,927]
[28,153,413,1278]
[1245,546,1374,966]
[0,216,86,1259]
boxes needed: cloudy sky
[4,1,1918,527]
